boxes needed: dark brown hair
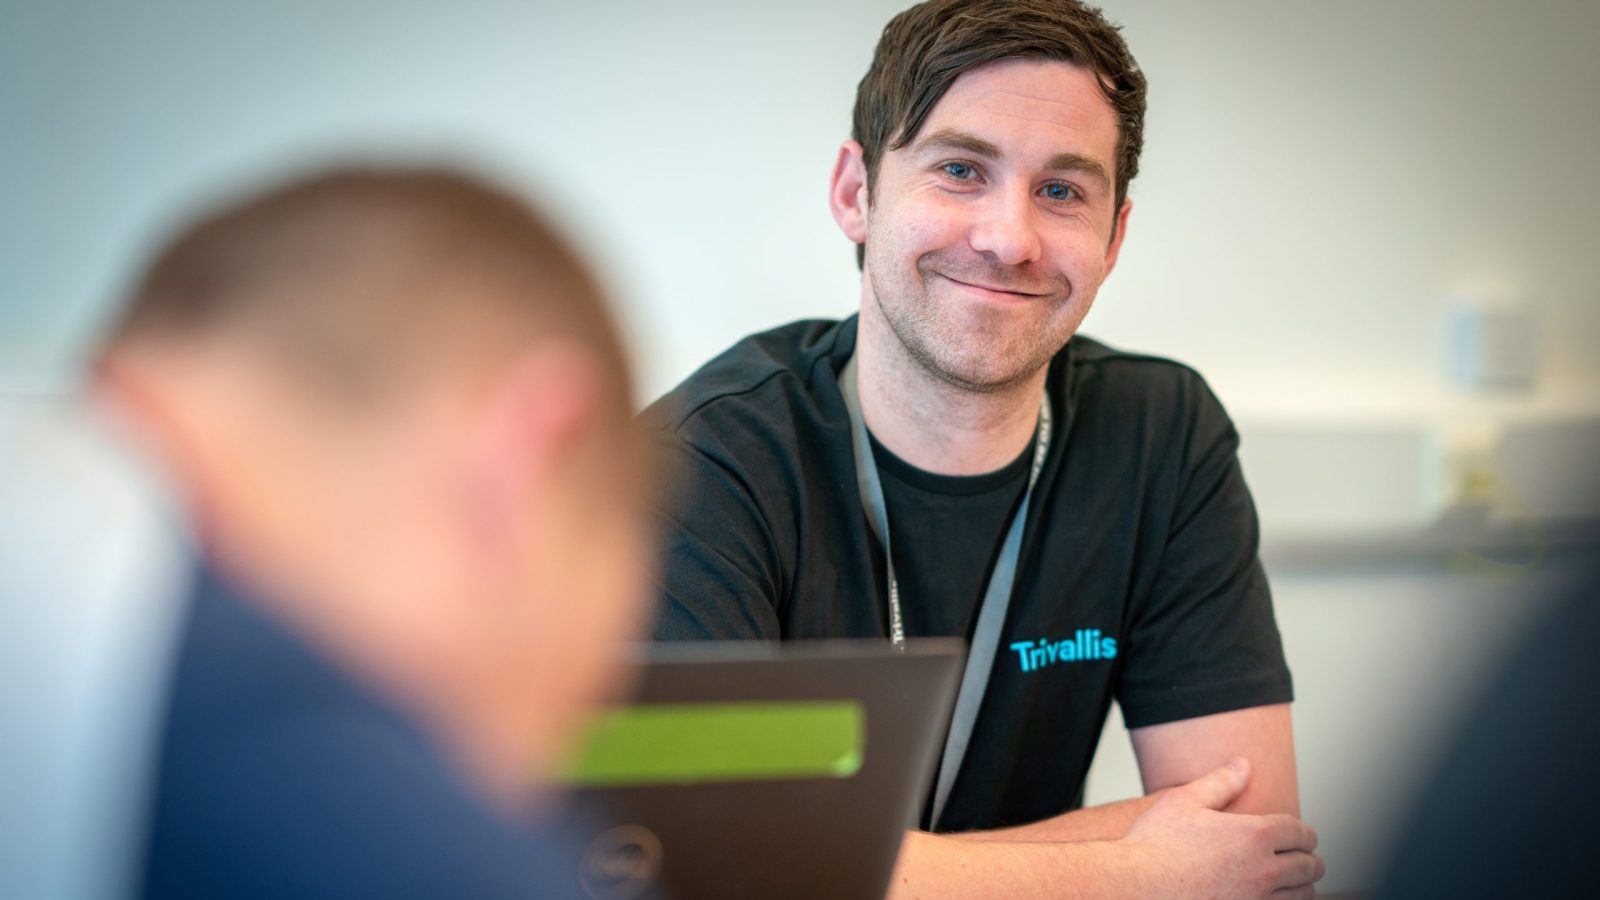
[103,167,633,416]
[851,0,1147,265]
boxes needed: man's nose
[967,186,1042,267]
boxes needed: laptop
[554,640,964,900]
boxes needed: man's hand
[1119,757,1323,898]
[888,758,1322,899]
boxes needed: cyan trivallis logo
[1010,629,1117,673]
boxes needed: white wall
[6,1,1596,406]
[0,0,874,394]
[5,1,1597,892]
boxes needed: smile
[936,273,1046,302]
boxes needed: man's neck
[854,304,1048,477]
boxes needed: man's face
[861,58,1129,392]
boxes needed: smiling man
[646,1,1321,896]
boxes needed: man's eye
[1041,182,1077,202]
[942,162,975,180]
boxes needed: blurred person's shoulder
[141,561,591,899]
[1372,556,1600,899]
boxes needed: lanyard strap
[838,354,1052,829]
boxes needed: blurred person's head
[92,168,651,805]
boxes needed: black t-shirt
[644,316,1292,832]
[870,431,1032,640]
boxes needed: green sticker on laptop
[559,701,865,786]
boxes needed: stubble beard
[866,247,1080,396]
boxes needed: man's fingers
[1263,814,1318,853]
[1169,757,1251,810]
[1271,850,1325,890]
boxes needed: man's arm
[647,429,786,641]
[1131,703,1299,816]
[886,759,1321,900]
[946,795,1158,844]
[948,704,1298,845]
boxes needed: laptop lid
[556,639,963,900]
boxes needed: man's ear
[1102,197,1134,280]
[90,341,228,538]
[829,139,870,246]
[460,343,602,553]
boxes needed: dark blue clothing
[139,564,586,899]
[1373,554,1600,899]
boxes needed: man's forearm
[887,761,1324,900]
[887,831,1146,900]
[946,793,1162,843]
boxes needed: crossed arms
[889,703,1323,899]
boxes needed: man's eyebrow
[913,128,1111,189]
[912,128,1002,160]
[1044,152,1111,188]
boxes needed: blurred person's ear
[459,341,608,559]
[89,340,224,535]
[445,341,643,790]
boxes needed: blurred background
[4,0,1597,891]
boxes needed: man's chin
[915,350,1048,395]
[877,301,1064,393]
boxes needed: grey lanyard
[837,354,1052,828]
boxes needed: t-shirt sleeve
[1114,372,1293,729]
[649,426,786,641]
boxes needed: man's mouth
[936,272,1048,300]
